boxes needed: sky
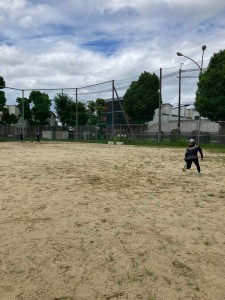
[1,0,225,108]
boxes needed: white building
[150,103,201,124]
[148,103,220,134]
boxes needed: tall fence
[0,57,220,144]
[1,120,225,144]
[2,65,217,146]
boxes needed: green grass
[1,136,225,152]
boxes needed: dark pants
[186,158,201,173]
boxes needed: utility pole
[22,89,25,121]
[112,80,114,140]
[158,68,162,142]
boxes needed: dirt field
[1,141,225,300]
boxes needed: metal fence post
[112,80,114,139]
[76,88,78,140]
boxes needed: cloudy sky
[1,0,225,107]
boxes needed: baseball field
[1,142,225,300]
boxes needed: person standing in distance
[19,133,24,142]
[184,139,203,176]
[36,132,40,142]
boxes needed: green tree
[0,76,5,89]
[54,93,88,126]
[123,71,160,123]
[86,98,107,125]
[0,76,10,124]
[87,100,97,124]
[62,102,88,126]
[16,97,32,122]
[77,102,88,125]
[1,108,18,124]
[29,90,52,125]
[195,49,225,134]
[96,98,107,119]
[0,76,6,112]
[54,93,74,125]
[0,91,7,112]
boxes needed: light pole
[177,45,206,74]
[22,90,25,122]
[177,66,182,131]
[176,45,207,142]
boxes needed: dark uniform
[184,139,203,174]
[36,133,40,142]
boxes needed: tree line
[1,49,225,127]
[0,80,112,126]
[0,72,160,126]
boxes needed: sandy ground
[0,141,225,300]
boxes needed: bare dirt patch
[1,142,225,300]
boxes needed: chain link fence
[1,120,225,144]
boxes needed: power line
[1,60,209,94]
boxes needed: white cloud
[0,0,26,10]
[0,0,225,106]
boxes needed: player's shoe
[183,164,187,172]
